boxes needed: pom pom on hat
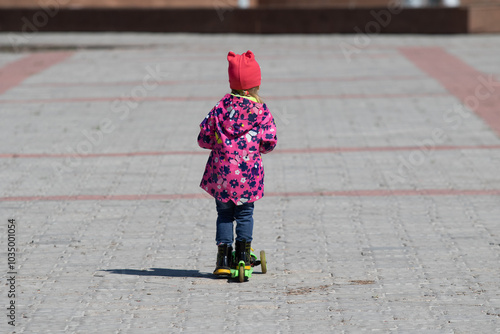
[227,50,261,90]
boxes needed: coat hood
[216,94,269,138]
[198,93,278,205]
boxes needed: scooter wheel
[238,265,245,282]
[260,250,267,274]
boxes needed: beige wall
[469,5,500,31]
[462,0,500,5]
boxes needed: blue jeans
[215,200,254,245]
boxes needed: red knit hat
[227,50,261,90]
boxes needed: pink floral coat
[198,94,278,205]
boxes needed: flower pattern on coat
[198,94,277,205]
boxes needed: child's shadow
[102,268,215,279]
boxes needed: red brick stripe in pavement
[400,47,500,137]
[0,51,74,95]
[1,189,499,202]
[21,75,427,87]
[1,144,500,159]
[0,92,449,104]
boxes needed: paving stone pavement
[0,33,500,333]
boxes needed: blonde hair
[231,86,263,104]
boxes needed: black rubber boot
[235,240,251,270]
[214,244,232,276]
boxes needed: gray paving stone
[0,33,500,333]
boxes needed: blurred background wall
[0,0,256,8]
[0,0,473,8]
[0,0,498,33]
[0,0,498,8]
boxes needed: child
[197,50,278,276]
